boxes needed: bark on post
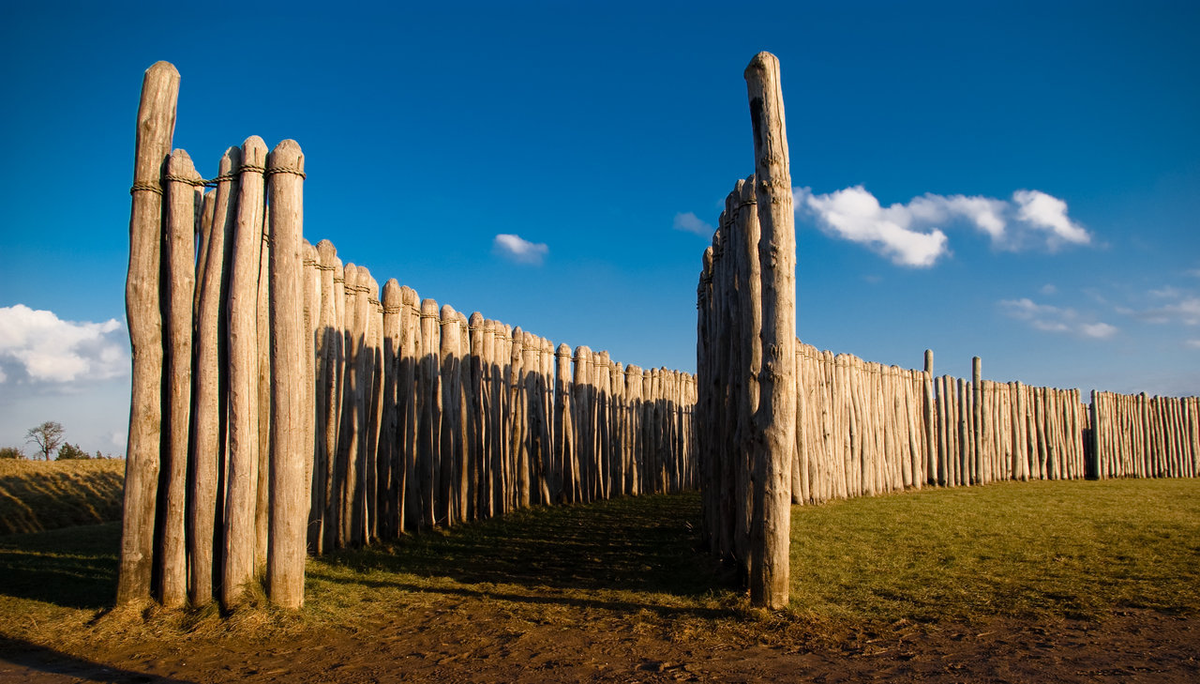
[119,60,179,607]
[746,51,796,609]
[221,136,266,609]
[265,139,307,610]
[159,149,200,608]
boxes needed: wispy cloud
[1186,339,1200,350]
[673,211,714,236]
[998,297,1117,339]
[1117,289,1200,326]
[492,233,548,266]
[794,186,1091,267]
[0,305,128,388]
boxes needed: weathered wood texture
[266,140,307,609]
[118,60,179,607]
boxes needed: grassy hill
[0,459,124,534]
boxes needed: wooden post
[119,60,179,607]
[158,149,200,608]
[746,51,796,609]
[265,139,307,610]
[254,203,272,571]
[468,313,487,516]
[189,146,237,605]
[417,298,441,529]
[399,286,421,530]
[379,279,403,540]
[221,136,266,609]
[312,239,340,553]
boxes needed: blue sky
[1,1,1197,456]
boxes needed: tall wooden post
[119,60,179,607]
[159,149,200,608]
[746,51,796,609]
[221,136,266,609]
[189,147,238,605]
[265,140,307,609]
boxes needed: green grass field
[790,479,1200,625]
[0,473,1196,653]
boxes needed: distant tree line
[0,421,122,460]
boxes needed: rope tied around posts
[130,161,292,195]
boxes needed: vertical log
[119,61,180,607]
[746,51,796,609]
[302,242,320,547]
[313,239,340,552]
[556,344,575,504]
[399,286,421,530]
[254,203,272,571]
[379,279,403,539]
[265,140,306,610]
[416,299,441,528]
[221,136,266,609]
[189,147,238,605]
[158,149,200,608]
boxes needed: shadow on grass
[0,521,119,610]
[0,634,195,683]
[313,492,737,606]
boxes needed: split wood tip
[382,279,401,304]
[168,148,199,177]
[400,285,419,306]
[242,135,268,161]
[316,239,337,262]
[268,139,305,171]
[744,51,779,76]
[146,61,180,80]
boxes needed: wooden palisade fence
[118,61,697,611]
[697,52,1200,609]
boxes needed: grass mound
[0,459,125,534]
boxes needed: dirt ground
[1,601,1196,683]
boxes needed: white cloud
[1012,189,1091,247]
[1080,322,1118,339]
[1040,283,1058,295]
[1184,339,1200,350]
[998,297,1117,339]
[673,211,714,236]
[794,186,1091,266]
[795,186,950,267]
[492,233,549,266]
[0,305,128,387]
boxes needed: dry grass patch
[0,458,124,534]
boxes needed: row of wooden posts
[118,61,696,612]
[794,345,1094,505]
[1091,391,1200,479]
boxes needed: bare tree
[26,421,65,460]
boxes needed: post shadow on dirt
[310,492,741,612]
[0,635,196,684]
[0,522,120,610]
